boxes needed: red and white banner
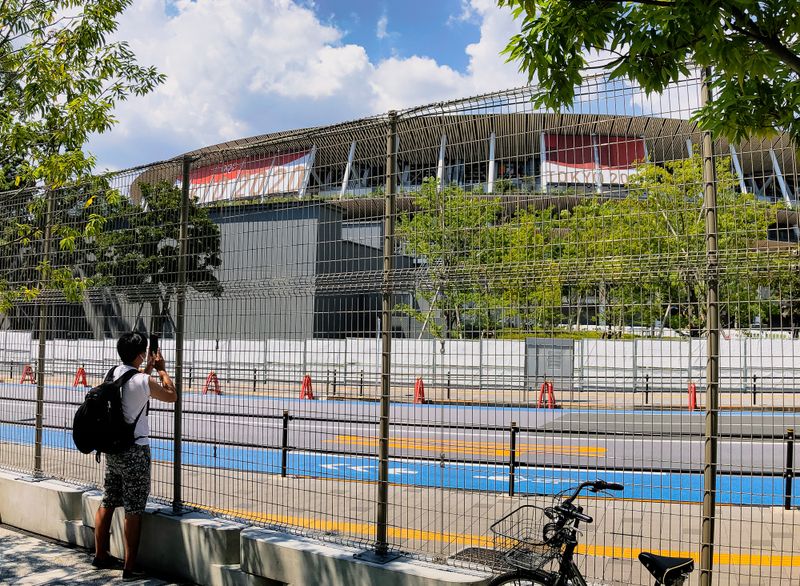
[543,135,646,186]
[181,151,313,203]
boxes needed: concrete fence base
[0,470,488,586]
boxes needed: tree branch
[723,5,800,75]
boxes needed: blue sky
[311,0,481,70]
[88,0,526,172]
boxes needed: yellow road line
[192,505,800,568]
[327,435,606,457]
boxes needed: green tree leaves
[0,1,163,318]
[94,181,223,336]
[1,0,165,187]
[397,158,790,339]
[498,0,800,143]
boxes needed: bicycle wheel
[487,569,547,585]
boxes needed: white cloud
[369,56,465,112]
[447,0,478,26]
[463,0,527,92]
[376,13,388,40]
[88,0,528,171]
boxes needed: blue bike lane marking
[2,423,795,507]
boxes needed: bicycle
[487,480,694,586]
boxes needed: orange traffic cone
[537,381,558,408]
[20,364,35,384]
[73,365,88,388]
[688,382,697,411]
[413,377,426,404]
[203,371,221,395]
[300,374,314,399]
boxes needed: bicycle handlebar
[563,480,625,505]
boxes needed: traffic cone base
[300,374,314,399]
[20,364,35,384]
[537,381,558,408]
[688,382,697,411]
[203,371,221,395]
[73,366,88,388]
[413,377,426,404]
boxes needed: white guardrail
[0,330,798,393]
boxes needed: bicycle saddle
[638,552,694,585]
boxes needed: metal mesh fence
[0,69,798,585]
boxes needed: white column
[299,145,317,198]
[729,145,747,194]
[685,138,693,157]
[487,132,496,193]
[436,134,447,192]
[591,134,603,194]
[769,148,796,208]
[340,140,357,199]
[540,132,548,194]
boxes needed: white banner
[182,151,312,203]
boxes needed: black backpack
[72,367,147,460]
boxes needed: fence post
[785,428,795,511]
[281,411,290,478]
[375,110,397,557]
[508,422,519,497]
[34,187,56,477]
[752,375,757,406]
[700,67,720,586]
[359,369,364,397]
[173,154,192,513]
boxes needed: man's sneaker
[122,568,147,582]
[91,556,116,570]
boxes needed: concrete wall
[0,470,488,586]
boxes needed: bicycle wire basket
[490,505,562,572]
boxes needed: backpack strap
[115,368,148,442]
[111,368,139,389]
[103,367,117,383]
[131,401,148,441]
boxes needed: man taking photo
[92,331,176,581]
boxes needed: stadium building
[4,102,799,340]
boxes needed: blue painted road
[2,423,795,507]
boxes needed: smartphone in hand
[149,334,159,356]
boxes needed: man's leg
[123,513,142,571]
[94,506,115,560]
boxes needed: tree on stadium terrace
[0,0,164,311]
[498,0,800,144]
[500,155,784,337]
[94,181,223,338]
[397,177,506,338]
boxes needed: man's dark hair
[117,332,147,365]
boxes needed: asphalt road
[0,383,796,476]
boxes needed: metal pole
[173,155,192,512]
[375,111,397,556]
[785,428,795,510]
[700,67,720,586]
[34,188,56,476]
[281,410,290,478]
[508,422,519,497]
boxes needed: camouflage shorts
[101,444,151,515]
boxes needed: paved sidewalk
[0,525,188,586]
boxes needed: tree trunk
[150,295,171,336]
